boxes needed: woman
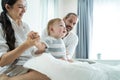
[0,0,50,80]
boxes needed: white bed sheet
[23,53,120,80]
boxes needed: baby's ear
[51,28,54,31]
[50,26,54,31]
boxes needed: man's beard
[66,25,72,33]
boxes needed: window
[90,0,120,60]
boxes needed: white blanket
[23,53,120,80]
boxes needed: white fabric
[63,32,78,59]
[24,53,120,80]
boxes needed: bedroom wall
[58,0,77,18]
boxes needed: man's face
[63,15,78,33]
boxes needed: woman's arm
[27,31,47,55]
[0,32,39,67]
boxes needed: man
[63,13,79,60]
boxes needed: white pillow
[24,53,104,80]
[24,53,70,80]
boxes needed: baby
[34,18,68,61]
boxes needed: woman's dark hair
[0,0,18,51]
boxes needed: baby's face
[52,20,67,38]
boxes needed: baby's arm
[34,41,47,55]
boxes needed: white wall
[58,0,77,18]
[23,0,41,32]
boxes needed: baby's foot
[0,74,9,80]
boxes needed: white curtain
[23,0,59,34]
[39,0,59,34]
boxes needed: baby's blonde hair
[47,18,62,35]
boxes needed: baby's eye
[59,25,63,27]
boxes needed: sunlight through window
[90,0,120,60]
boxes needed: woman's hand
[27,31,40,39]
[25,31,40,47]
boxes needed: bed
[24,53,120,80]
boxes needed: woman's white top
[0,15,35,73]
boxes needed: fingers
[28,31,40,39]
[25,36,40,47]
[26,31,40,47]
[32,32,40,39]
[27,31,34,38]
